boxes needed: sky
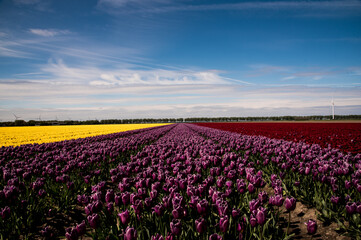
[0,0,361,121]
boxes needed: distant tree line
[1,115,361,127]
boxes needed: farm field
[195,122,361,155]
[0,123,360,239]
[0,124,170,147]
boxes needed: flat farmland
[0,124,170,147]
[1,123,360,239]
[195,122,361,155]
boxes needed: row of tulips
[189,124,361,238]
[195,122,361,154]
[56,123,328,239]
[0,124,175,239]
[1,123,360,239]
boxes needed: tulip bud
[118,209,130,225]
[305,219,317,235]
[284,197,296,211]
[197,199,208,216]
[87,213,100,229]
[124,227,137,240]
[256,208,267,225]
[195,217,207,233]
[219,216,229,233]
[170,219,182,236]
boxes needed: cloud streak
[29,29,70,37]
[98,0,361,15]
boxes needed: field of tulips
[0,123,360,239]
[0,124,169,147]
[196,122,361,154]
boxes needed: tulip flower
[124,227,137,240]
[1,206,10,220]
[219,216,229,233]
[284,197,296,211]
[170,219,182,236]
[256,207,267,225]
[346,202,357,214]
[197,199,208,216]
[195,217,207,233]
[305,219,317,235]
[75,220,86,236]
[65,227,78,240]
[118,209,130,225]
[209,233,223,240]
[250,214,257,227]
[152,234,164,240]
[87,213,100,229]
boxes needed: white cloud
[29,29,70,37]
[40,59,234,86]
[282,76,296,80]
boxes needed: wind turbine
[331,98,335,120]
[13,113,21,120]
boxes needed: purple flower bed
[0,123,360,239]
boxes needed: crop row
[0,124,169,147]
[195,122,361,154]
[1,123,360,239]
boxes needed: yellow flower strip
[0,124,171,147]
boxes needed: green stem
[286,211,291,236]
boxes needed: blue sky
[0,0,361,121]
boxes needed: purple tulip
[172,205,184,219]
[284,197,296,211]
[87,213,100,229]
[345,180,352,189]
[269,195,284,207]
[250,214,257,227]
[249,199,260,212]
[195,217,207,233]
[152,234,164,240]
[209,233,223,240]
[346,202,357,214]
[248,183,255,193]
[153,204,164,216]
[1,206,11,220]
[305,219,317,235]
[41,226,54,239]
[124,227,137,240]
[105,189,114,203]
[170,219,182,236]
[107,202,114,213]
[256,207,267,225]
[330,195,341,205]
[219,216,229,233]
[122,192,130,205]
[118,209,130,225]
[75,220,86,236]
[197,199,208,216]
[38,189,46,198]
[65,227,78,240]
[258,191,268,204]
[232,208,241,218]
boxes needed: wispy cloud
[29,29,70,37]
[245,64,291,77]
[97,0,361,15]
[39,59,240,86]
